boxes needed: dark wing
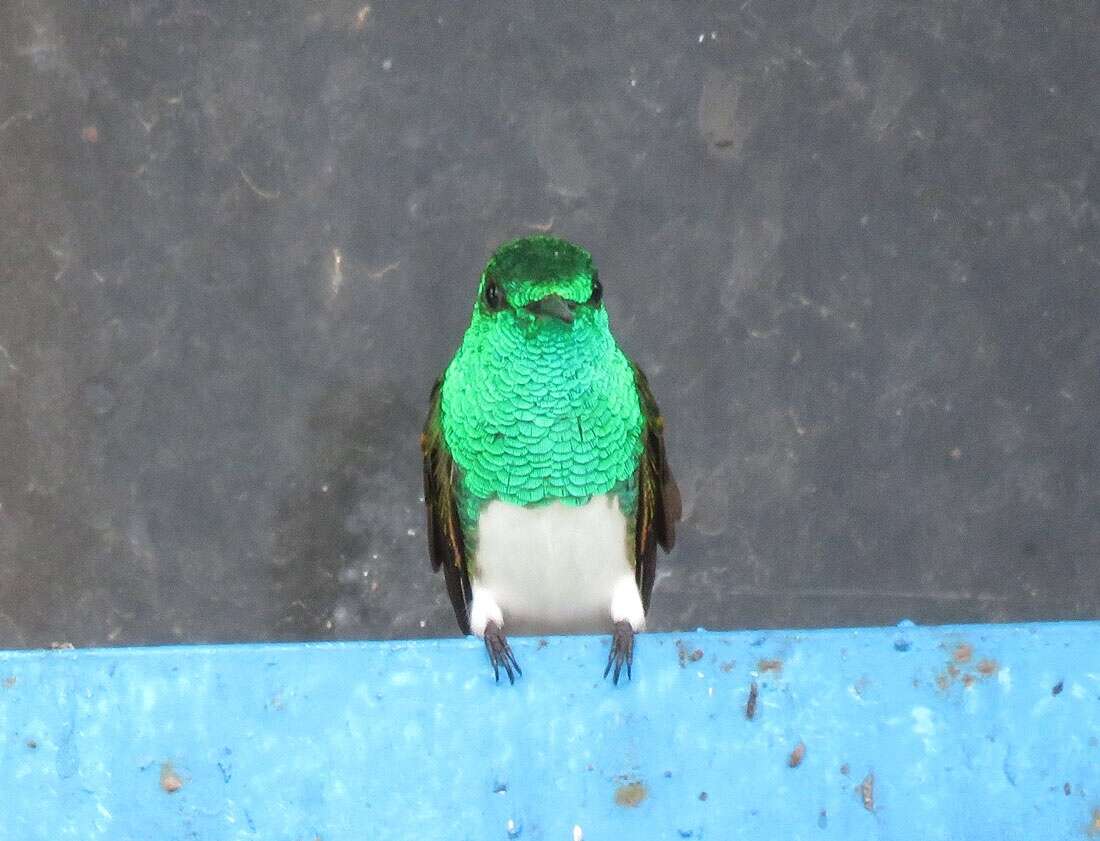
[630,362,682,613]
[421,377,473,634]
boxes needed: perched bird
[421,236,680,684]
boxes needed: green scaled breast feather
[439,237,645,526]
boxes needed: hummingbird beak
[526,294,575,323]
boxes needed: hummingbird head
[472,236,605,342]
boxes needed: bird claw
[484,620,521,684]
[604,620,634,684]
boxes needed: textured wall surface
[0,1,1097,647]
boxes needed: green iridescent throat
[440,237,644,529]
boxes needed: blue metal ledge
[1,622,1098,840]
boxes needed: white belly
[469,494,645,635]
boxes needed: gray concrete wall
[0,1,1097,646]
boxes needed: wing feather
[421,377,473,634]
[630,362,682,612]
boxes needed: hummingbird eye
[588,272,602,305]
[484,279,505,311]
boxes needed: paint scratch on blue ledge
[1,621,1098,840]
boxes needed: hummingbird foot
[604,620,634,684]
[483,620,521,684]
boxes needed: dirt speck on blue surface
[745,681,759,720]
[976,659,999,676]
[952,642,973,664]
[675,640,703,666]
[26,739,37,749]
[1087,807,1100,837]
[160,762,184,793]
[788,740,806,768]
[2,675,15,688]
[858,772,875,812]
[939,651,998,688]
[1053,680,1064,696]
[937,662,961,691]
[757,658,783,674]
[698,791,708,802]
[614,781,647,807]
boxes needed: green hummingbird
[421,235,680,684]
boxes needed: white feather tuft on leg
[469,583,504,638]
[610,573,646,632]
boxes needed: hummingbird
[421,235,680,684]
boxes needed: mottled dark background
[1,1,1097,648]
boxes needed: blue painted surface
[1,622,1098,840]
